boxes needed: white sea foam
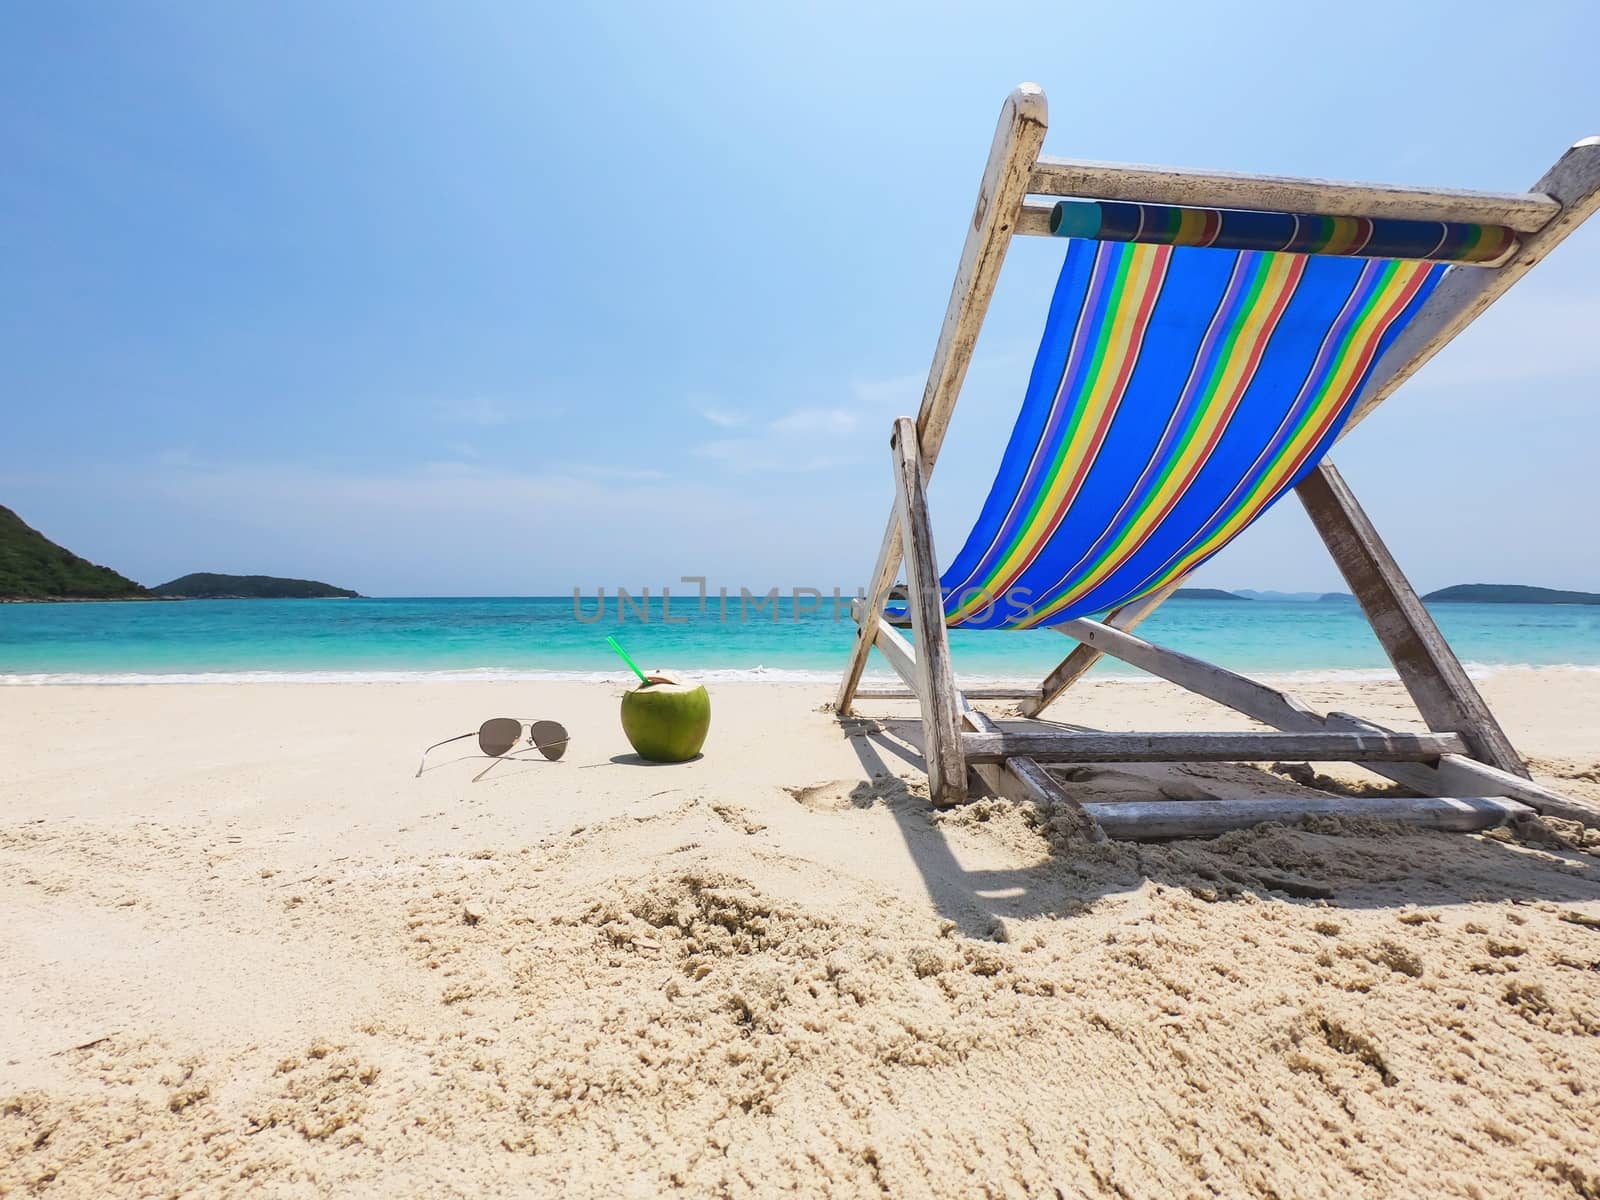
[0,666,884,686]
[3,662,1597,686]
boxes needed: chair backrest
[935,238,1442,629]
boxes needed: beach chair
[837,83,1600,839]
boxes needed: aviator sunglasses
[416,718,570,781]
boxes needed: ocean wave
[0,665,897,686]
[3,662,1598,686]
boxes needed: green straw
[606,635,651,686]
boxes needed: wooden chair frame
[836,83,1600,839]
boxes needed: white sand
[3,669,1599,1197]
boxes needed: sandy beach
[4,669,1600,1197]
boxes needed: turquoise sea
[1,595,1597,684]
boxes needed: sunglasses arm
[416,731,477,777]
[468,735,571,783]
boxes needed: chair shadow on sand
[839,716,1600,940]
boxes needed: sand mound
[8,805,1600,1199]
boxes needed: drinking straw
[606,635,651,686]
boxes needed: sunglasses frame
[416,718,570,780]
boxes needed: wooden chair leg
[891,417,967,806]
[837,86,1046,716]
[1297,460,1528,777]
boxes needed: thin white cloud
[699,406,746,428]
[770,407,859,435]
[690,437,855,473]
[436,396,520,426]
[683,352,1032,477]
[689,402,871,474]
[565,463,669,482]
[850,371,925,410]
[1397,292,1600,393]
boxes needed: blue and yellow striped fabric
[933,240,1442,629]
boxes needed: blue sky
[4,1,1598,597]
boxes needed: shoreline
[5,661,1600,687]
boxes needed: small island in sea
[151,573,361,600]
[1423,583,1600,605]
[1172,587,1248,600]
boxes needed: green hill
[1423,583,1600,606]
[150,573,360,599]
[0,505,148,600]
[1172,587,1247,601]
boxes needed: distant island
[0,502,362,602]
[1233,589,1354,603]
[1172,588,1355,602]
[1423,583,1600,606]
[151,573,361,600]
[0,505,149,600]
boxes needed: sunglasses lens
[530,720,568,761]
[478,718,522,757]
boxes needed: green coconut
[620,674,711,763]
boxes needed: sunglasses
[416,718,570,780]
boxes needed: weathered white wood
[1087,795,1529,842]
[1055,616,1330,728]
[856,687,1042,701]
[1427,756,1600,828]
[1019,578,1187,716]
[1016,197,1055,237]
[868,616,923,705]
[1051,619,1441,795]
[836,84,1048,715]
[1296,461,1527,777]
[959,704,1104,840]
[892,418,966,806]
[1040,620,1599,826]
[1324,712,1600,828]
[1349,137,1600,428]
[916,86,1048,469]
[1027,156,1560,232]
[961,729,1467,765]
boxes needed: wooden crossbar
[1026,157,1561,231]
[1019,579,1184,717]
[1043,616,1600,827]
[1087,795,1529,841]
[1017,198,1520,267]
[868,615,921,704]
[855,687,1042,702]
[961,730,1467,765]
